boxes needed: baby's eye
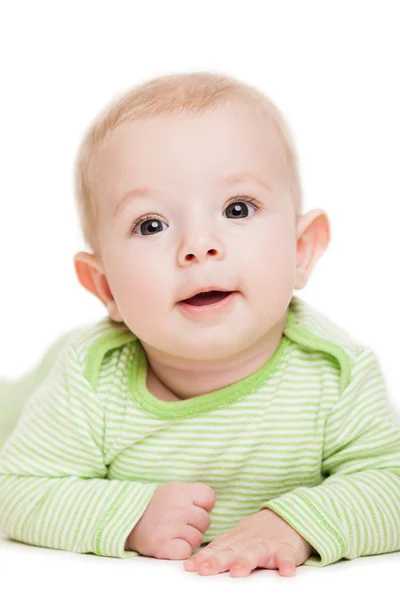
[128,197,259,237]
[224,198,259,219]
[129,216,167,236]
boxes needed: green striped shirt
[0,295,399,566]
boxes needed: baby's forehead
[92,102,289,212]
[99,103,285,168]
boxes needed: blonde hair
[74,71,303,257]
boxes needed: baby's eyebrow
[113,172,272,219]
[218,172,272,192]
[113,187,154,219]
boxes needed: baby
[1,71,399,578]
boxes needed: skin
[183,508,313,577]
[73,101,330,575]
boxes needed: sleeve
[259,348,400,567]
[0,343,158,558]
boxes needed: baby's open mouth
[181,290,233,306]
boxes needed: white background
[0,0,399,598]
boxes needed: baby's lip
[177,286,235,303]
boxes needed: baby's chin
[146,333,255,364]
[172,344,241,363]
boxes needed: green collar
[83,296,352,419]
[130,329,291,420]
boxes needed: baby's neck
[142,310,288,402]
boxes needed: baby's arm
[0,326,87,450]
[260,347,400,567]
[0,344,158,558]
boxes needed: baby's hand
[125,482,215,559]
[184,509,313,577]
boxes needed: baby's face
[92,103,298,360]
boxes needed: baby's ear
[294,210,330,290]
[73,252,123,322]
[74,251,103,299]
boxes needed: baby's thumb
[190,482,216,512]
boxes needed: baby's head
[73,71,329,361]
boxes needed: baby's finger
[229,542,272,577]
[184,547,215,571]
[197,546,241,575]
[275,546,297,577]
